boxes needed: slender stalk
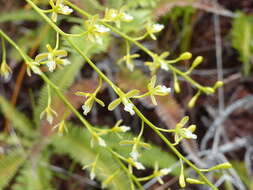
[64,0,209,94]
[0,30,138,190]
[6,1,219,189]
[0,30,29,62]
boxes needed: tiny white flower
[160,61,169,71]
[82,104,91,115]
[0,61,12,80]
[157,85,171,94]
[98,137,107,147]
[160,168,171,175]
[134,161,145,170]
[123,102,135,115]
[111,12,117,18]
[46,61,56,72]
[122,13,133,21]
[31,65,42,75]
[130,150,139,160]
[62,59,71,65]
[59,4,73,14]
[152,23,164,33]
[119,125,131,132]
[184,130,197,139]
[90,171,96,180]
[95,24,110,33]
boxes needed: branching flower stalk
[0,29,143,190]
[1,0,229,189]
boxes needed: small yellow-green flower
[146,22,164,40]
[152,163,171,184]
[40,105,57,124]
[82,154,100,180]
[76,78,105,115]
[49,0,73,22]
[0,60,12,80]
[118,53,140,71]
[108,89,140,115]
[85,16,110,44]
[53,120,68,134]
[147,75,171,105]
[127,157,145,173]
[103,8,133,27]
[35,44,70,72]
[145,52,170,74]
[172,116,197,145]
[26,61,42,76]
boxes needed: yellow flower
[0,60,12,80]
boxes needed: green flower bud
[186,178,205,184]
[179,52,192,60]
[214,81,224,90]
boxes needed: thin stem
[54,32,60,50]
[0,30,30,62]
[0,29,144,190]
[40,73,94,134]
[1,37,6,62]
[109,148,144,190]
[65,36,218,189]
[65,0,210,94]
[9,2,219,189]
[26,0,86,37]
[47,84,52,106]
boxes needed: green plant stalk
[10,1,218,189]
[64,0,209,94]
[0,30,29,62]
[0,29,141,189]
[1,37,6,62]
[108,148,144,190]
[27,11,218,190]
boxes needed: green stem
[10,2,218,189]
[1,37,6,62]
[40,73,94,133]
[64,0,209,93]
[65,36,218,190]
[0,30,30,62]
[0,29,144,190]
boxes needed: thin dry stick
[201,96,253,151]
[212,0,225,154]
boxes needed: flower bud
[186,178,205,184]
[179,52,192,60]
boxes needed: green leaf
[0,151,25,189]
[52,125,131,190]
[104,132,179,175]
[12,154,54,190]
[0,95,34,139]
[231,12,253,76]
[0,10,41,23]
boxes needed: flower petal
[108,98,121,111]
